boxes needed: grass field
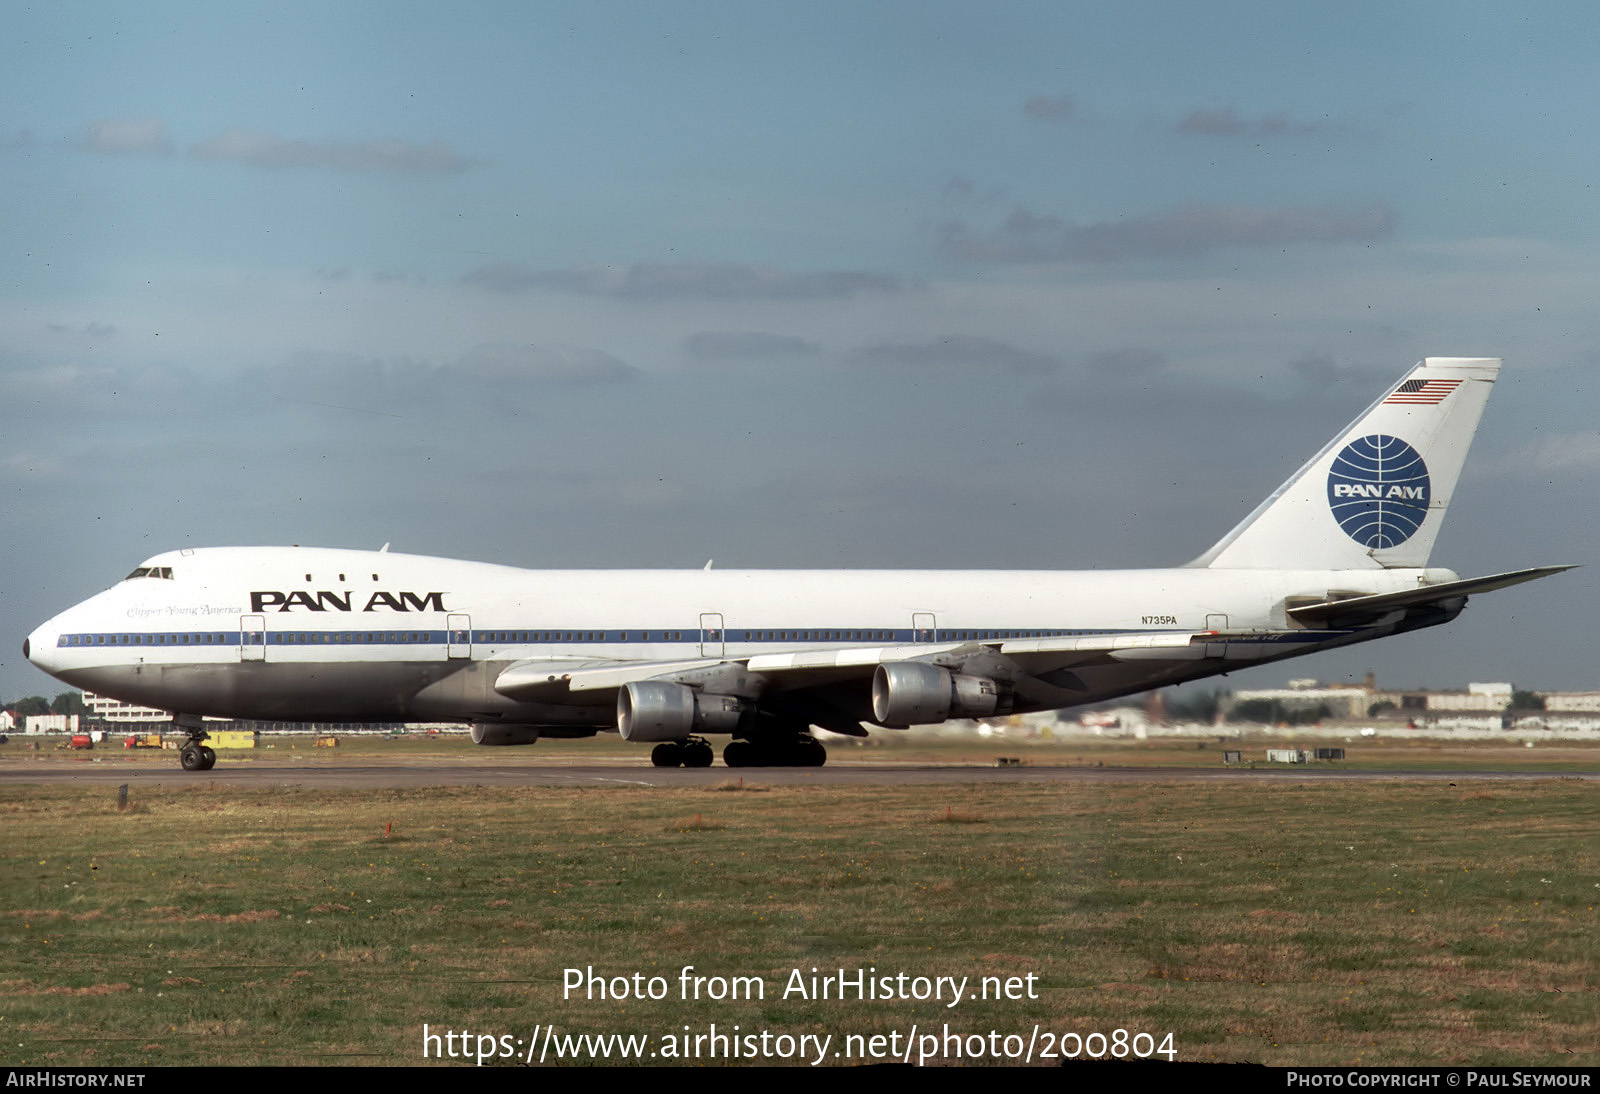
[8,726,1600,772]
[2,750,1595,1067]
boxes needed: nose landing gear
[172,715,216,771]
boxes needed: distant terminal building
[1224,677,1574,724]
[78,691,420,734]
[24,714,81,735]
[83,692,173,725]
[1542,692,1600,712]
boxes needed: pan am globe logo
[1326,435,1431,549]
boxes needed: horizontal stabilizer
[1287,565,1576,627]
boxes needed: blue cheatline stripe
[59,625,1152,648]
[56,627,1347,649]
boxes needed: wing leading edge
[492,630,1210,701]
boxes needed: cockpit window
[124,566,174,580]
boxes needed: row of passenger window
[61,632,229,646]
[62,627,1103,648]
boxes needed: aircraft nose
[25,620,62,674]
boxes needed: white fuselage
[25,546,1455,728]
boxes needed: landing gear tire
[174,719,214,771]
[723,735,827,768]
[653,738,714,768]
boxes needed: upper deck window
[124,566,174,580]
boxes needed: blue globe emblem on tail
[1326,435,1431,548]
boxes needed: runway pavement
[2,756,1594,788]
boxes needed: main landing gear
[651,737,715,768]
[723,734,827,768]
[649,734,830,767]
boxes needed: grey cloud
[83,116,173,156]
[1288,354,1392,387]
[245,346,635,422]
[459,343,637,386]
[1087,348,1166,375]
[462,260,904,300]
[941,174,1003,207]
[858,334,1058,376]
[1495,432,1600,473]
[44,322,117,338]
[684,331,821,359]
[1023,95,1075,121]
[944,175,976,202]
[1175,106,1327,137]
[190,129,471,173]
[940,202,1393,263]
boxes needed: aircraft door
[447,614,472,659]
[1205,614,1229,659]
[912,612,938,644]
[240,615,266,662]
[699,613,725,657]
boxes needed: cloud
[189,129,471,173]
[44,322,117,339]
[1174,106,1326,137]
[684,331,821,359]
[1496,432,1600,473]
[83,116,173,156]
[1,451,61,478]
[938,202,1394,262]
[857,334,1058,376]
[1086,348,1165,375]
[1288,353,1392,387]
[461,260,904,300]
[1023,94,1075,121]
[458,343,637,386]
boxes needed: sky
[3,1,1598,703]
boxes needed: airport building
[77,691,412,735]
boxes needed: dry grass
[0,778,1595,1067]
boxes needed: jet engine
[470,723,545,746]
[871,662,1001,727]
[616,681,746,742]
[469,723,600,746]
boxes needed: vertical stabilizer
[1191,357,1499,570]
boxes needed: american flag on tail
[1384,378,1461,405]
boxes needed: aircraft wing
[494,657,730,700]
[492,631,1215,705]
[1287,565,1576,628]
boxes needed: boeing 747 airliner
[24,357,1570,769]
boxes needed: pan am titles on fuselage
[24,358,1572,770]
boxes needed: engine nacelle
[871,662,1001,727]
[470,723,544,746]
[616,681,745,742]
